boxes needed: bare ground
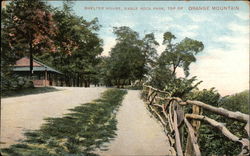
[0,87,107,148]
[96,90,172,156]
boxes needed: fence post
[148,87,152,102]
[185,105,201,156]
[142,85,146,100]
[179,106,185,151]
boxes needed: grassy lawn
[1,89,127,156]
[1,87,61,98]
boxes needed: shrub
[1,74,34,96]
[188,89,248,155]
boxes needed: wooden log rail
[142,85,250,156]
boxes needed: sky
[49,1,249,96]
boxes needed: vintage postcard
[1,0,249,156]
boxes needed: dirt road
[96,90,172,155]
[2,88,172,155]
[0,87,106,148]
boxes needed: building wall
[13,71,63,87]
[33,80,50,87]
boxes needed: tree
[166,76,202,98]
[108,26,144,87]
[142,33,159,67]
[148,64,172,90]
[1,8,17,75]
[159,32,204,77]
[141,33,159,85]
[36,2,103,87]
[1,8,19,92]
[106,27,159,87]
[148,32,204,97]
[96,56,113,87]
[3,0,57,76]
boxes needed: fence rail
[142,85,249,156]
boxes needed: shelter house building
[13,57,63,87]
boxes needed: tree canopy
[104,26,159,87]
[35,2,103,87]
[160,32,204,77]
[2,0,57,75]
[148,32,204,97]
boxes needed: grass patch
[1,89,127,156]
[1,87,61,98]
[124,85,142,90]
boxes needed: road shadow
[1,87,62,98]
[0,89,127,156]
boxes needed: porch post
[45,67,47,87]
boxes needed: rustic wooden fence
[142,85,249,156]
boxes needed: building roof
[13,57,62,74]
[14,57,41,67]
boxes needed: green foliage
[142,33,159,68]
[188,89,248,155]
[2,0,57,74]
[160,32,204,77]
[1,89,127,155]
[164,76,202,98]
[2,1,103,88]
[199,123,242,155]
[1,8,17,73]
[188,88,220,107]
[148,32,204,98]
[96,56,113,86]
[219,90,249,114]
[149,70,202,98]
[148,64,172,90]
[109,26,144,85]
[124,85,143,90]
[103,26,159,87]
[1,0,60,93]
[1,75,34,96]
[36,2,103,87]
[1,7,26,93]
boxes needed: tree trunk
[69,78,72,86]
[72,77,75,87]
[84,80,88,87]
[79,77,83,87]
[122,79,126,88]
[65,76,68,86]
[66,76,70,86]
[88,78,91,87]
[116,79,120,88]
[77,73,80,87]
[29,41,33,77]
[172,65,177,77]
